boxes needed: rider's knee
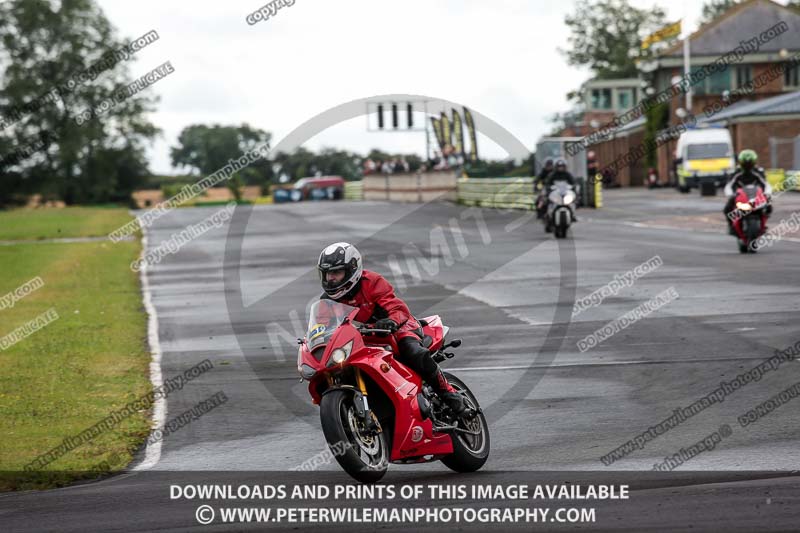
[397,337,437,377]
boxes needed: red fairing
[420,314,445,351]
[732,187,768,242]
[352,352,454,461]
[298,308,453,462]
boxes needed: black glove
[374,318,398,333]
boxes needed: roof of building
[702,90,800,123]
[617,115,646,134]
[582,78,642,89]
[661,0,800,58]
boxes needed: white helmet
[317,242,363,300]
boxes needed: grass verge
[0,206,135,241]
[0,210,151,491]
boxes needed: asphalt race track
[3,189,800,531]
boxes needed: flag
[642,20,681,50]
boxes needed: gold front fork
[354,368,368,395]
[354,368,381,433]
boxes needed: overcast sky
[96,0,710,174]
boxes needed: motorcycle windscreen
[742,184,760,201]
[306,300,358,351]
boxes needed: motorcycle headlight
[548,191,563,205]
[299,364,316,379]
[736,202,752,211]
[328,340,354,366]
[563,191,576,204]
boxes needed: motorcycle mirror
[444,339,462,349]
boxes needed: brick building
[559,0,800,186]
[558,78,644,138]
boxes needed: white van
[674,127,736,195]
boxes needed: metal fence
[766,169,800,191]
[344,180,363,200]
[457,177,536,209]
[457,176,602,209]
[769,135,800,171]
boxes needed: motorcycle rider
[542,159,577,232]
[586,151,599,183]
[723,149,771,234]
[534,158,554,219]
[546,158,576,188]
[317,242,466,415]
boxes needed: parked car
[273,176,345,202]
[293,176,345,201]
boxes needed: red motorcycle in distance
[297,299,490,483]
[730,184,769,253]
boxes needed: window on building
[734,66,753,89]
[590,88,612,110]
[617,89,633,110]
[785,62,800,89]
[690,67,708,96]
[708,69,731,94]
[691,66,731,95]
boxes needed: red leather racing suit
[325,269,422,341]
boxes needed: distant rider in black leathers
[534,158,554,219]
[723,149,771,234]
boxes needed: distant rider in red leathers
[316,242,466,415]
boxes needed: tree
[270,147,315,182]
[0,0,157,205]
[170,123,272,192]
[367,149,392,162]
[643,101,669,167]
[311,148,362,180]
[548,109,586,136]
[170,124,270,175]
[227,174,243,202]
[700,0,740,26]
[562,0,667,79]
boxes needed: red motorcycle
[297,299,490,483]
[730,184,769,253]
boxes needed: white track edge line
[132,230,165,471]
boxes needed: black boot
[430,369,466,416]
[397,337,466,416]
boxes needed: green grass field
[0,208,151,490]
[0,206,135,241]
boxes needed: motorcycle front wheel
[320,390,388,483]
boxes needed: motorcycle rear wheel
[440,373,490,473]
[320,390,388,483]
